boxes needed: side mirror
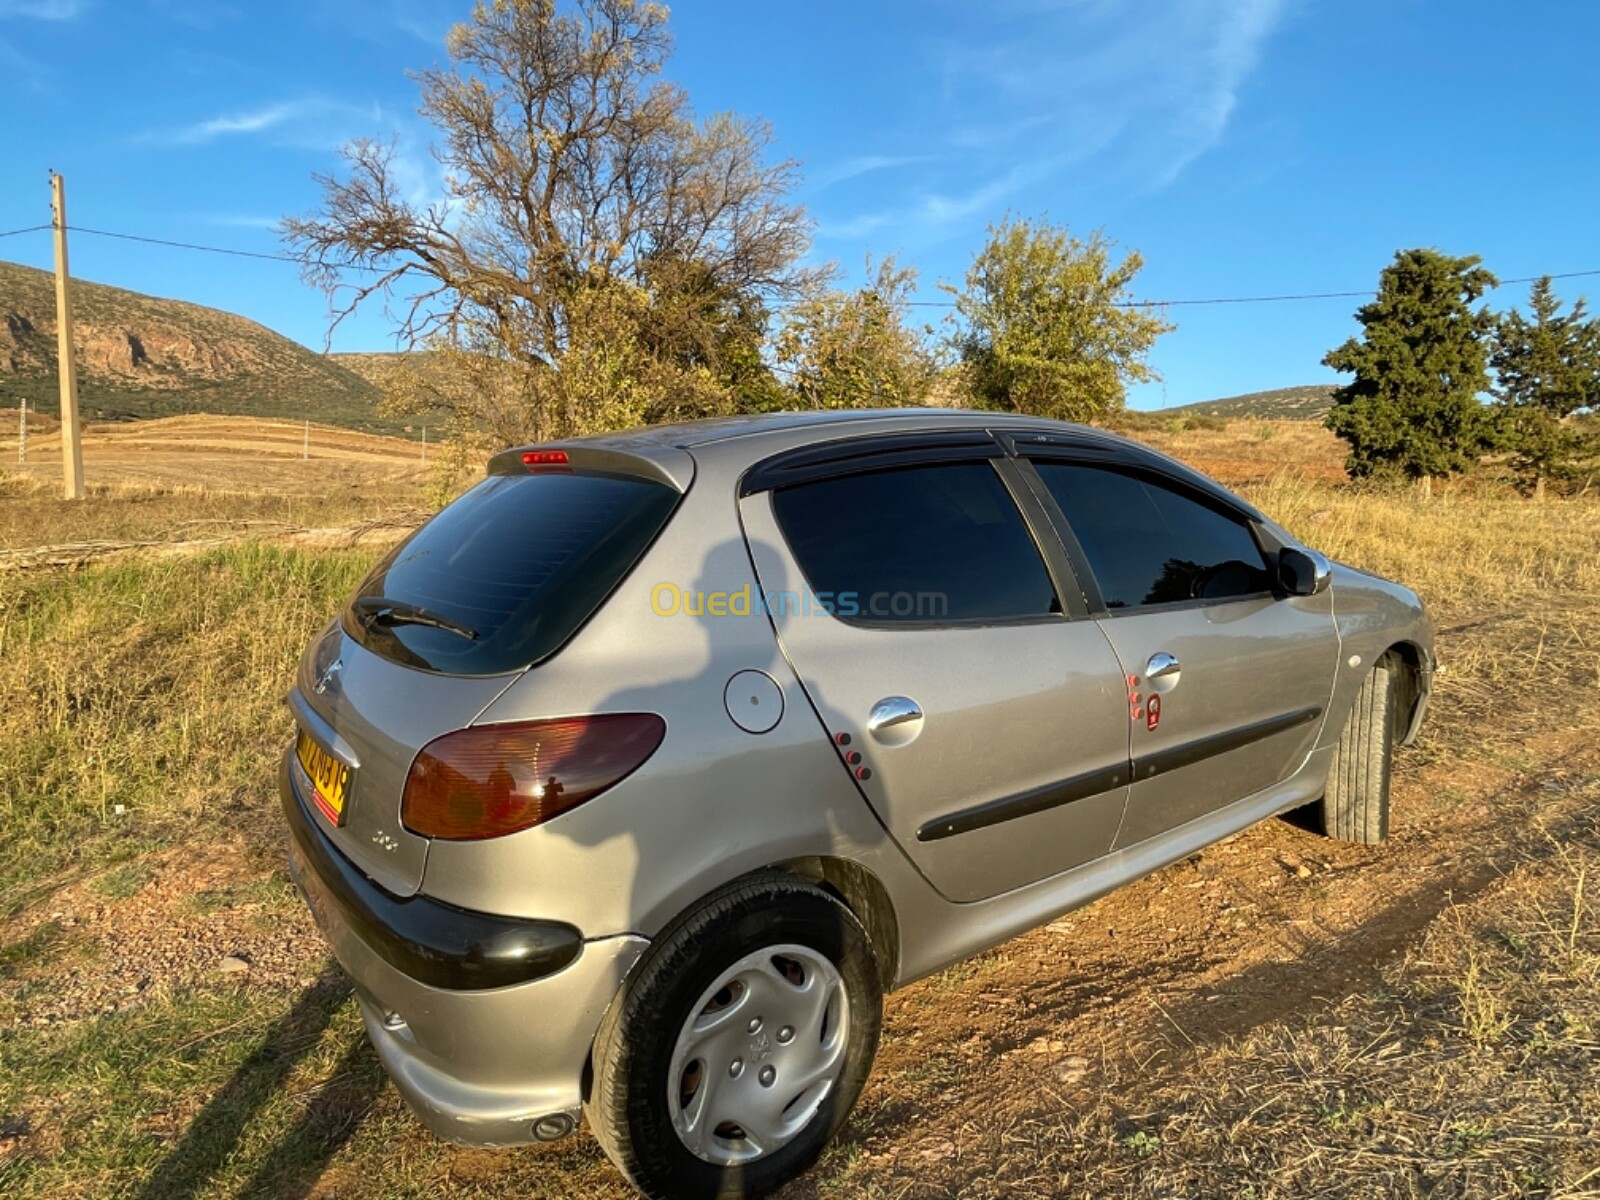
[1278,547,1332,597]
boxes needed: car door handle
[1146,652,1181,693]
[867,695,923,744]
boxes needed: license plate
[296,728,351,826]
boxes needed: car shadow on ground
[132,964,381,1200]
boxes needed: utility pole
[303,419,309,461]
[51,172,85,500]
[17,400,25,464]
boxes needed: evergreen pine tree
[1490,276,1600,498]
[1324,249,1499,491]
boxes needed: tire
[1320,659,1396,844]
[586,872,883,1200]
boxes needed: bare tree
[285,0,821,442]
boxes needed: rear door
[739,443,1131,903]
[1024,459,1340,849]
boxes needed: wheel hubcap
[667,944,850,1165]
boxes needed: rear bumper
[280,753,648,1146]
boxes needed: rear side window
[345,470,679,674]
[770,463,1058,623]
[1032,462,1272,609]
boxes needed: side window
[770,463,1059,623]
[1032,462,1272,609]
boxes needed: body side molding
[916,762,1128,842]
[915,705,1323,842]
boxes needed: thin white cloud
[932,0,1290,190]
[0,0,89,19]
[1152,0,1287,185]
[816,210,895,242]
[175,101,303,144]
[136,97,384,149]
[818,162,1053,241]
[393,11,447,45]
[916,170,1037,225]
[942,112,1057,152]
[0,35,46,88]
[203,214,284,231]
[809,154,940,191]
[815,0,1290,252]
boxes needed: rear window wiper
[350,597,481,642]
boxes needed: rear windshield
[343,469,679,675]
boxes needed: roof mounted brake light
[522,450,571,470]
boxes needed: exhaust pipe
[532,1113,576,1142]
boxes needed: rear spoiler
[486,444,694,492]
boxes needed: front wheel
[587,873,883,1200]
[1320,659,1396,844]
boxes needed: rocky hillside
[0,261,403,433]
[1172,384,1338,420]
[328,351,416,391]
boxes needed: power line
[3,218,1598,308]
[66,225,390,272]
[904,269,1600,311]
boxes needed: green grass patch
[0,922,68,976]
[90,862,157,902]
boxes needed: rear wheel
[587,873,882,1200]
[1320,660,1395,843]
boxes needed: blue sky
[1,0,1597,409]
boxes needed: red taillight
[401,714,666,841]
[522,449,570,468]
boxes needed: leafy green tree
[1490,276,1600,498]
[285,0,818,444]
[1323,249,1499,491]
[946,218,1172,422]
[773,259,936,409]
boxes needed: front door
[1026,459,1341,848]
[739,458,1132,903]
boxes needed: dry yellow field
[7,413,428,492]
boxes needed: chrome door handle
[867,695,923,744]
[1146,652,1181,693]
[1147,652,1180,678]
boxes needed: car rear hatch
[288,444,690,897]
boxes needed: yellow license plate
[296,728,350,825]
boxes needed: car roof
[542,407,1114,453]
[494,407,1271,528]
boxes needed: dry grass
[853,812,1600,1200]
[0,544,376,899]
[1242,472,1600,613]
[0,446,427,556]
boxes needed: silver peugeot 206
[280,408,1433,1199]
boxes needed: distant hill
[0,260,409,434]
[1171,384,1338,420]
[329,351,418,393]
